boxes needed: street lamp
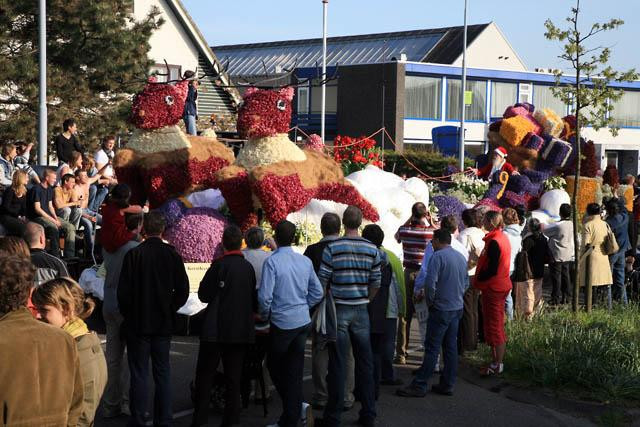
[321,0,328,142]
[38,0,48,165]
[458,0,468,171]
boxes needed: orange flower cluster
[333,135,383,175]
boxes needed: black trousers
[0,215,26,237]
[550,261,573,304]
[192,342,246,427]
[268,323,311,427]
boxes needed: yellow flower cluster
[499,115,536,146]
[565,176,600,214]
[533,108,564,137]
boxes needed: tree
[545,0,638,312]
[0,1,164,153]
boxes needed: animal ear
[279,87,294,102]
[244,87,259,97]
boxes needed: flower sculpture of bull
[113,77,235,207]
[216,86,379,230]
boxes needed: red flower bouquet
[333,135,383,175]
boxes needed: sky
[181,0,639,72]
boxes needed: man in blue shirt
[259,220,323,427]
[397,229,468,398]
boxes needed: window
[310,84,337,114]
[149,64,182,83]
[491,82,517,118]
[447,79,487,122]
[533,85,567,115]
[297,86,309,114]
[611,90,640,127]
[404,76,442,119]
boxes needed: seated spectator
[0,255,84,426]
[0,142,17,194]
[192,225,258,427]
[99,184,146,254]
[57,151,84,186]
[32,278,107,427]
[74,169,102,225]
[25,221,70,286]
[55,173,94,260]
[0,170,28,237]
[55,173,81,225]
[94,136,118,205]
[85,155,111,213]
[27,168,76,258]
[13,141,40,185]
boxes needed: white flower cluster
[450,173,490,203]
[236,133,307,169]
[543,176,567,192]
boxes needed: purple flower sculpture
[505,174,532,194]
[164,207,229,263]
[500,191,527,209]
[433,195,467,227]
[522,168,551,184]
[157,198,187,229]
[484,182,503,200]
[515,102,535,113]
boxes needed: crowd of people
[1,119,639,426]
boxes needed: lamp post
[38,0,48,165]
[458,0,468,171]
[320,0,328,142]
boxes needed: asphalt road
[93,323,593,427]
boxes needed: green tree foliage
[544,0,638,312]
[0,1,164,150]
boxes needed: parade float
[79,74,631,323]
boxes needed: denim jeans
[78,216,95,259]
[126,334,172,427]
[411,309,463,394]
[102,308,129,416]
[324,304,376,426]
[183,115,197,135]
[89,184,109,213]
[609,251,628,304]
[505,289,514,320]
[33,216,76,258]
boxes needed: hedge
[382,149,474,178]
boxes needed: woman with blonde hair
[0,169,28,237]
[473,211,512,375]
[32,278,107,427]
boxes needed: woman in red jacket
[473,211,512,375]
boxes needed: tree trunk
[572,120,581,312]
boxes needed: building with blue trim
[214,23,640,176]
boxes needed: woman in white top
[457,208,486,353]
[56,151,83,185]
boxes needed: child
[32,278,107,427]
[99,183,148,254]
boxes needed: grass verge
[465,304,640,405]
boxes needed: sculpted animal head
[130,78,189,130]
[237,87,294,139]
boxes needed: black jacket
[1,187,26,217]
[303,239,334,273]
[117,237,189,336]
[522,233,549,279]
[198,253,257,343]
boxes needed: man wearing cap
[475,147,517,180]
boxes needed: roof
[164,0,241,104]
[213,24,490,76]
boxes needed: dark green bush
[383,149,474,178]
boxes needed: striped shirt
[396,222,436,268]
[318,236,381,306]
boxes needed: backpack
[513,250,533,282]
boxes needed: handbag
[602,223,620,255]
[513,250,533,282]
[467,235,481,270]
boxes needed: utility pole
[38,0,48,165]
[321,0,328,142]
[458,0,469,170]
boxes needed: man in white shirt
[94,136,117,184]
